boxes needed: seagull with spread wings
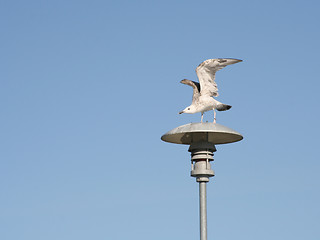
[179,58,242,123]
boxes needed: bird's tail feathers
[216,104,232,111]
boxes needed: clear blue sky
[1,0,320,239]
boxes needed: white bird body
[179,58,242,122]
[187,95,219,113]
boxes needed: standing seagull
[179,58,242,123]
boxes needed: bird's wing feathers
[196,58,242,97]
[180,79,200,103]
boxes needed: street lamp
[161,122,243,240]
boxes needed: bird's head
[179,105,196,114]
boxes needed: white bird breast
[195,96,216,113]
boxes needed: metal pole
[162,123,243,240]
[199,181,207,240]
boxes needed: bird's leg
[201,112,204,123]
[213,109,216,123]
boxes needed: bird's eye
[188,108,190,110]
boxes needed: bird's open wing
[180,79,200,103]
[196,58,242,97]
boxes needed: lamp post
[161,122,243,240]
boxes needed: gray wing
[195,58,242,97]
[180,79,200,103]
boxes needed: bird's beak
[228,59,243,65]
[179,110,184,114]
